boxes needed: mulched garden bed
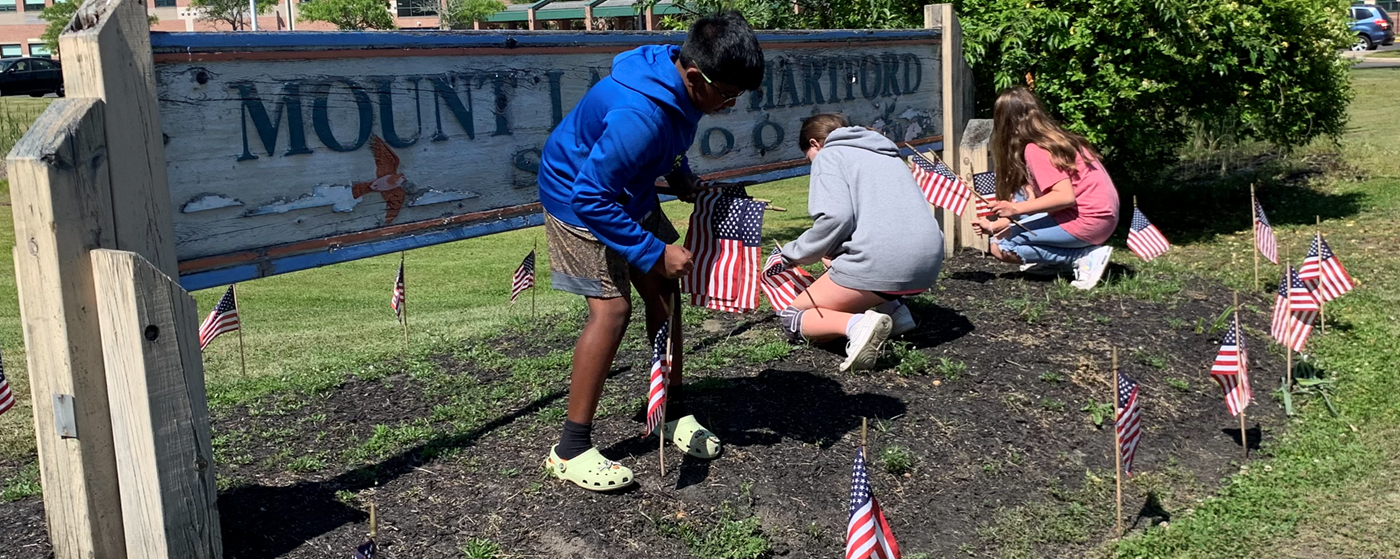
[0,251,1291,559]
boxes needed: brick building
[0,0,678,59]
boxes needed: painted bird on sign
[353,135,409,225]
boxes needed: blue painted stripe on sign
[180,212,545,291]
[150,29,939,53]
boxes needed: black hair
[678,11,765,91]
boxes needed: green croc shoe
[545,445,635,491]
[663,415,722,459]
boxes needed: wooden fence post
[8,99,127,559]
[60,0,178,277]
[92,249,221,559]
[929,3,971,256]
[960,119,993,251]
[7,0,183,555]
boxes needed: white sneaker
[888,303,916,337]
[1071,246,1113,290]
[841,311,893,372]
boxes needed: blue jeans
[995,195,1093,266]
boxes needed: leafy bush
[958,0,1354,176]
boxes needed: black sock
[665,386,689,423]
[556,419,593,460]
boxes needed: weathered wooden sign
[151,30,945,290]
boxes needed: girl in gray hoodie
[775,114,945,371]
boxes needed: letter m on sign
[233,81,312,160]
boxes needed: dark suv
[1350,5,1395,51]
[0,57,64,97]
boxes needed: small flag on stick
[1211,321,1252,416]
[682,190,765,312]
[1115,372,1142,476]
[846,446,901,559]
[199,285,241,350]
[1126,206,1171,262]
[972,171,997,219]
[909,152,971,216]
[1253,201,1278,265]
[1278,266,1319,352]
[391,260,405,321]
[644,321,670,437]
[760,246,815,311]
[510,250,535,304]
[0,350,15,417]
[1299,234,1354,302]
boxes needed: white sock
[845,315,864,337]
[874,299,902,314]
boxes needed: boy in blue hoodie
[539,11,764,491]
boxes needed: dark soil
[0,252,1290,559]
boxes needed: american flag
[682,190,765,313]
[1254,201,1278,265]
[353,540,375,559]
[1270,273,1289,343]
[1299,234,1354,302]
[759,247,815,311]
[0,350,15,417]
[971,171,997,219]
[510,250,535,303]
[1127,207,1171,262]
[909,152,970,216]
[1211,321,1252,416]
[644,321,670,436]
[199,285,241,350]
[846,447,900,559]
[391,261,405,321]
[1281,265,1319,352]
[1115,372,1142,476]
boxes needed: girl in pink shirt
[972,87,1121,289]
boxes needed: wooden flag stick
[910,145,1037,237]
[532,239,538,322]
[400,252,409,346]
[369,501,377,540]
[1284,244,1294,396]
[861,416,868,449]
[659,290,680,478]
[1251,184,1260,289]
[1112,347,1124,537]
[1234,291,1247,459]
[1317,215,1325,334]
[234,283,248,377]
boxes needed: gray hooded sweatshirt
[781,126,944,292]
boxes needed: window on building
[28,44,51,58]
[397,0,436,17]
[1,45,22,58]
[22,0,45,12]
[0,0,15,12]
[154,0,175,6]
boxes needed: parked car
[1350,5,1395,51]
[0,57,64,98]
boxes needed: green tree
[444,0,505,28]
[190,0,280,30]
[40,0,158,57]
[956,0,1354,175]
[298,0,395,29]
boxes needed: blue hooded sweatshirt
[538,45,703,273]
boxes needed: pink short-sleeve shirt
[1024,143,1120,245]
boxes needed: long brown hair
[990,87,1101,201]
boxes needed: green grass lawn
[1,69,1399,556]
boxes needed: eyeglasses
[699,69,745,103]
